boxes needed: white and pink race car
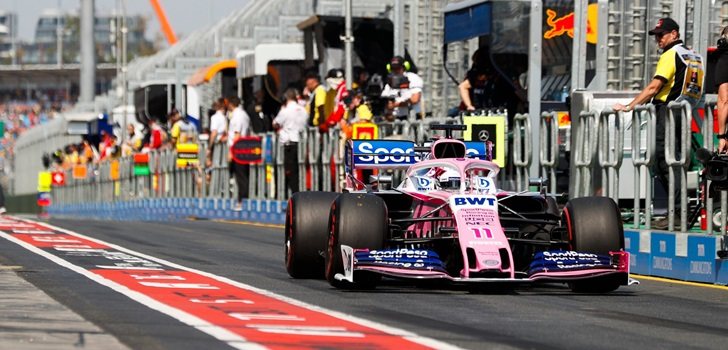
[285,125,636,293]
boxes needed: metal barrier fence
[631,104,656,229]
[665,100,692,232]
[540,111,559,194]
[50,104,728,235]
[598,108,624,203]
[573,110,599,198]
[54,117,526,205]
[512,113,532,191]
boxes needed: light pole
[121,0,128,143]
[79,0,95,106]
[56,0,63,67]
[343,0,353,90]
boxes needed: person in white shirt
[206,99,228,169]
[226,96,251,210]
[273,88,308,194]
[381,56,424,120]
[209,99,228,146]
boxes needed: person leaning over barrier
[273,88,308,195]
[613,17,705,229]
[716,26,728,153]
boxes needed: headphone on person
[386,56,411,73]
[718,26,728,49]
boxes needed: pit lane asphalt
[2,217,728,350]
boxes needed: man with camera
[381,56,423,120]
[716,26,728,153]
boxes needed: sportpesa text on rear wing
[345,140,493,171]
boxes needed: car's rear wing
[345,139,494,172]
[346,140,419,171]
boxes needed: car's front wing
[334,245,638,286]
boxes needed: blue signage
[349,140,418,168]
[686,235,717,282]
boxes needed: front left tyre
[285,191,339,278]
[562,196,624,293]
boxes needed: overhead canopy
[234,50,253,79]
[63,112,101,122]
[62,112,101,135]
[188,59,237,86]
[237,43,312,79]
[443,0,492,44]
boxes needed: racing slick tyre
[285,191,340,279]
[325,193,388,289]
[562,196,624,293]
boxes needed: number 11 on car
[471,227,493,239]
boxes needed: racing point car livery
[285,125,635,293]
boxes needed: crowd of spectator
[0,101,68,161]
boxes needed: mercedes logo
[478,130,490,141]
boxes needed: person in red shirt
[144,119,167,151]
[320,69,347,132]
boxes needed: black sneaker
[652,217,669,230]
[652,217,681,230]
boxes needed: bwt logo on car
[476,177,491,189]
[355,141,418,165]
[454,197,496,206]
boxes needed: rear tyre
[285,191,339,278]
[562,196,624,293]
[325,193,388,289]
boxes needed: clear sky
[3,0,252,45]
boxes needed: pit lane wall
[624,229,728,285]
[48,198,287,225]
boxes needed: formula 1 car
[285,125,634,293]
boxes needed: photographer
[716,26,728,153]
[381,56,423,120]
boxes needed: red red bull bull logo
[543,4,598,44]
[544,9,575,39]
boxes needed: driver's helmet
[437,168,461,190]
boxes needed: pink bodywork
[397,157,513,278]
[345,139,629,284]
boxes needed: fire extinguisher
[700,173,707,230]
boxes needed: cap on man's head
[327,68,344,79]
[648,17,679,35]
